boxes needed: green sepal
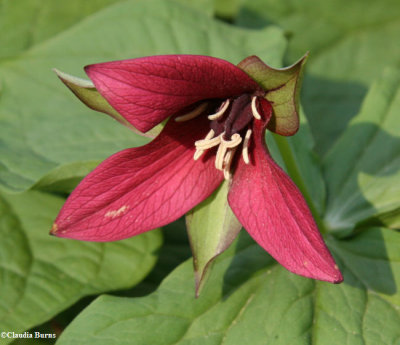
[186,181,242,297]
[238,53,308,136]
[53,69,163,138]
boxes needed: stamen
[223,167,231,180]
[191,95,258,179]
[251,96,262,120]
[204,129,215,140]
[175,102,208,122]
[215,133,242,170]
[242,129,252,164]
[208,99,230,120]
[195,133,220,149]
[223,148,237,180]
[193,129,217,160]
[221,133,242,148]
[193,149,204,161]
[215,143,228,170]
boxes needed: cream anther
[204,129,215,140]
[223,148,237,180]
[193,130,218,160]
[242,129,252,164]
[251,96,262,120]
[208,99,230,120]
[221,133,242,148]
[175,102,208,122]
[215,142,228,170]
[193,150,204,161]
[192,95,257,179]
[215,133,242,170]
[194,132,220,149]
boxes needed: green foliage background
[0,0,399,344]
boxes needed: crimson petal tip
[228,119,343,285]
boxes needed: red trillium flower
[51,55,343,284]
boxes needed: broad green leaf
[56,228,400,345]
[237,0,400,154]
[126,218,192,298]
[0,190,161,341]
[323,68,400,232]
[0,0,285,193]
[186,182,241,296]
[0,0,215,59]
[329,228,400,307]
[372,207,400,229]
[0,0,124,59]
[214,0,240,20]
[174,0,214,16]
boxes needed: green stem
[273,134,327,234]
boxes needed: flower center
[175,94,263,180]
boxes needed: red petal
[85,55,260,132]
[52,116,223,241]
[228,120,343,283]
